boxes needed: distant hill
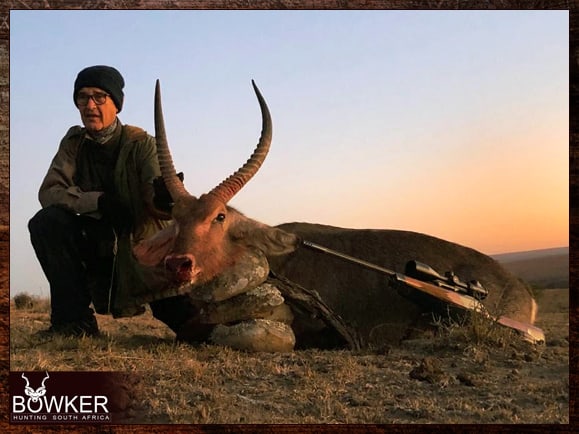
[492,247,568,263]
[492,247,569,289]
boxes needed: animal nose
[165,254,196,282]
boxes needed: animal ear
[133,222,178,266]
[229,219,300,256]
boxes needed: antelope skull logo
[21,372,49,402]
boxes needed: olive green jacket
[39,123,187,317]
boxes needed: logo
[22,372,49,402]
[11,372,112,424]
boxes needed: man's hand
[153,172,184,213]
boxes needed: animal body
[269,222,538,346]
[134,81,538,350]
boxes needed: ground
[8,287,568,425]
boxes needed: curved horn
[21,373,30,389]
[208,80,272,204]
[40,372,49,388]
[155,79,191,200]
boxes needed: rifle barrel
[301,240,396,277]
[301,239,545,343]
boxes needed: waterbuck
[134,81,539,349]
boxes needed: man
[28,65,194,337]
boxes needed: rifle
[301,240,545,344]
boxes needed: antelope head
[133,80,299,285]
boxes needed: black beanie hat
[73,65,125,112]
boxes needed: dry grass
[9,290,569,424]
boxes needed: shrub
[13,293,35,310]
[12,293,51,313]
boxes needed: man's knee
[29,206,76,238]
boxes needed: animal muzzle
[164,254,200,283]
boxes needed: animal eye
[215,213,226,222]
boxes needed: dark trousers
[28,205,115,327]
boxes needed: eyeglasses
[76,92,110,106]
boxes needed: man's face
[76,87,118,134]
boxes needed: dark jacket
[38,123,186,317]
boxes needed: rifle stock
[301,240,545,344]
[396,274,545,343]
[394,274,485,312]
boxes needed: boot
[42,314,100,338]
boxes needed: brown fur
[134,194,299,285]
[268,222,538,346]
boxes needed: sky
[9,10,568,297]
